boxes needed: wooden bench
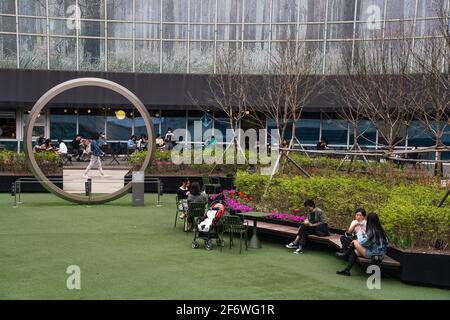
[245,219,401,269]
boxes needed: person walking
[83,132,108,179]
[164,128,174,150]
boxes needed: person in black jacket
[71,134,83,161]
[316,137,328,150]
[286,199,330,254]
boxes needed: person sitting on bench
[286,199,330,254]
[336,212,388,276]
[339,208,366,251]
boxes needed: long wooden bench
[245,219,401,269]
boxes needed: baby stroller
[192,201,227,250]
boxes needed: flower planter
[388,247,450,288]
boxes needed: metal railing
[11,177,163,208]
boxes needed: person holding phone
[285,199,330,254]
[337,208,367,252]
[336,212,388,276]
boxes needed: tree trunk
[434,138,443,177]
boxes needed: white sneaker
[100,174,110,178]
[82,174,90,179]
[286,242,297,249]
[293,247,303,254]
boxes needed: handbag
[314,223,330,236]
[344,232,357,240]
[371,255,384,264]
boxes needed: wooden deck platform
[245,219,401,269]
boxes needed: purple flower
[266,213,305,223]
[210,189,254,212]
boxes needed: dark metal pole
[438,189,450,208]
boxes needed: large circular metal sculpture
[24,78,155,204]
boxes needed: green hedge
[0,151,62,174]
[130,149,436,186]
[380,185,450,248]
[235,171,450,249]
[280,154,437,186]
[129,149,248,174]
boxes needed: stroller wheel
[217,239,225,247]
[205,240,212,250]
[192,241,199,249]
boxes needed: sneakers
[293,247,303,254]
[285,242,297,249]
[100,174,110,178]
[82,174,90,179]
[336,270,351,276]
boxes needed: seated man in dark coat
[285,199,330,254]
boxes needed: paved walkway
[63,169,129,194]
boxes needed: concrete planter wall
[387,247,450,289]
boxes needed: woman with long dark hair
[336,212,388,276]
[184,182,207,231]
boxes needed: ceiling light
[115,110,126,120]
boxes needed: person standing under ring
[83,132,108,179]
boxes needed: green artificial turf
[0,193,449,300]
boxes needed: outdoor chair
[60,153,73,166]
[185,202,206,233]
[222,215,248,254]
[125,146,136,161]
[202,175,221,195]
[108,142,121,165]
[174,195,188,228]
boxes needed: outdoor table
[234,212,269,249]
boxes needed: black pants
[340,235,356,250]
[297,224,330,246]
[73,149,83,160]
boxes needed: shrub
[129,149,247,174]
[0,151,61,174]
[34,152,62,174]
[280,154,437,186]
[234,171,449,248]
[379,185,450,248]
[235,171,389,230]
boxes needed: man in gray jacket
[286,199,330,254]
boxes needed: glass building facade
[0,0,448,73]
[0,0,449,158]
